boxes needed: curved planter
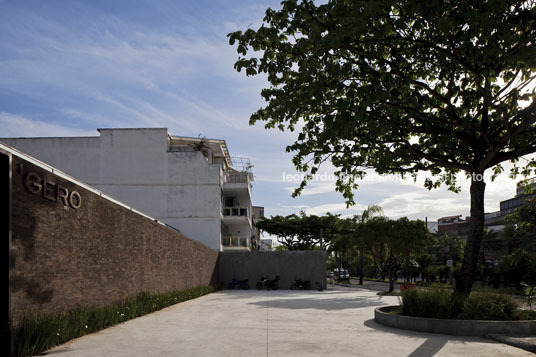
[375,306,536,337]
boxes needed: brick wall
[9,154,219,325]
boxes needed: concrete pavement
[46,287,533,356]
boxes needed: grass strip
[13,285,219,356]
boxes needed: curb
[375,306,536,337]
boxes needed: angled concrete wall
[8,151,219,325]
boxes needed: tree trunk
[388,268,395,293]
[455,172,486,295]
[359,248,364,285]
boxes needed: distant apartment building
[437,215,471,238]
[484,177,536,227]
[436,178,536,237]
[1,128,263,251]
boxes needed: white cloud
[378,190,469,221]
[0,112,95,137]
[283,181,337,196]
[305,203,367,216]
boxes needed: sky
[0,0,530,227]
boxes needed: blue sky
[0,0,526,223]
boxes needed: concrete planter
[375,306,536,337]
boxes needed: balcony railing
[223,206,249,217]
[484,211,501,219]
[223,171,249,184]
[222,236,250,248]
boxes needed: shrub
[400,288,528,321]
[422,266,438,283]
[459,291,518,320]
[13,285,219,356]
[400,288,463,319]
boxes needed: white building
[2,128,262,251]
[260,239,273,251]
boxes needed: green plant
[13,285,219,356]
[459,291,518,320]
[401,288,463,319]
[400,288,530,321]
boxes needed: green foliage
[434,233,465,262]
[422,265,454,283]
[256,211,339,250]
[401,288,463,319]
[506,197,536,251]
[13,286,219,356]
[511,197,536,234]
[495,249,535,288]
[229,0,536,202]
[458,291,518,320]
[401,288,531,320]
[365,216,433,281]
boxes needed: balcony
[222,236,250,249]
[222,206,251,226]
[223,206,249,217]
[223,170,251,196]
[224,171,249,184]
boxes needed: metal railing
[223,171,249,184]
[222,236,250,248]
[222,206,249,217]
[484,211,501,219]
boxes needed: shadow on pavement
[405,338,448,357]
[248,295,385,311]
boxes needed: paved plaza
[46,286,532,356]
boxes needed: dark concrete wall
[219,251,327,290]
[9,155,219,325]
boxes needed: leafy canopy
[256,211,339,249]
[229,0,536,202]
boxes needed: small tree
[364,217,433,292]
[230,0,536,295]
[256,212,339,250]
[354,205,384,284]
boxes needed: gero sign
[23,171,82,209]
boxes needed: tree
[331,216,355,274]
[364,216,433,292]
[256,212,339,250]
[229,0,536,294]
[354,205,384,284]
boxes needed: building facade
[437,215,471,238]
[2,128,261,251]
[484,177,536,227]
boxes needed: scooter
[290,279,311,290]
[256,275,280,290]
[227,278,249,290]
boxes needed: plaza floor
[45,286,533,356]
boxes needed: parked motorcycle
[290,279,311,290]
[227,278,249,290]
[256,276,280,290]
